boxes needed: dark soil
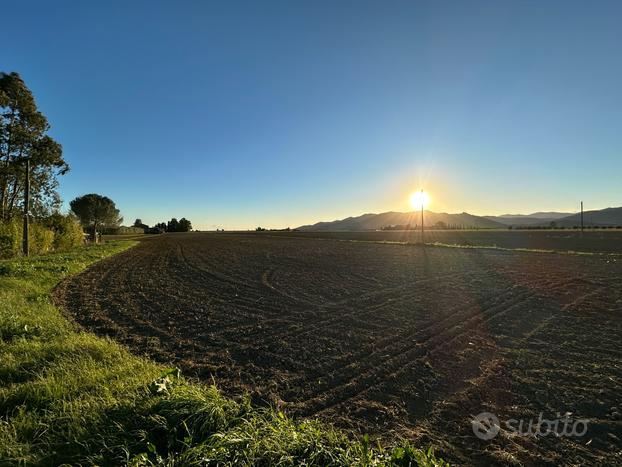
[55,233,622,465]
[264,229,622,254]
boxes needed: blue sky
[3,1,621,229]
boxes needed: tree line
[134,217,192,233]
[0,72,83,257]
[1,71,192,256]
[68,195,193,236]
[381,222,471,230]
[0,72,67,220]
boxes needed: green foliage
[0,218,22,258]
[0,242,446,466]
[167,218,180,232]
[0,72,68,220]
[177,218,192,232]
[0,219,54,258]
[0,214,83,259]
[148,218,193,233]
[390,445,450,467]
[29,222,54,255]
[44,213,84,250]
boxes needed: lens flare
[410,190,430,210]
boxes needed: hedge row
[0,214,84,258]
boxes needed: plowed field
[55,233,622,465]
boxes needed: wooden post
[22,158,30,256]
[580,201,584,233]
[420,189,424,241]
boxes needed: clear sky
[3,1,621,229]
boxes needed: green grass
[0,242,447,466]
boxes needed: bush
[30,223,54,254]
[44,213,84,250]
[0,218,22,258]
[0,214,84,259]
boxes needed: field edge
[0,240,447,466]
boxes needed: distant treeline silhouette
[381,222,470,230]
[256,227,293,232]
[134,218,192,233]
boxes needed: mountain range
[482,212,574,226]
[297,207,622,231]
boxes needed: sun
[410,190,430,210]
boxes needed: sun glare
[410,190,430,210]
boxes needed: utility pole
[420,189,424,240]
[22,157,30,256]
[580,201,584,233]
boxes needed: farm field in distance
[56,232,622,465]
[266,229,622,254]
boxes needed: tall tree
[70,194,122,241]
[0,72,68,220]
[133,218,148,230]
[167,218,179,232]
[178,218,192,232]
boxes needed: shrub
[45,213,84,250]
[30,223,54,254]
[0,218,22,258]
[0,214,84,259]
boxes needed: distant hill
[498,212,573,220]
[297,211,506,231]
[484,212,574,226]
[485,207,622,227]
[555,207,622,227]
[297,207,622,231]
